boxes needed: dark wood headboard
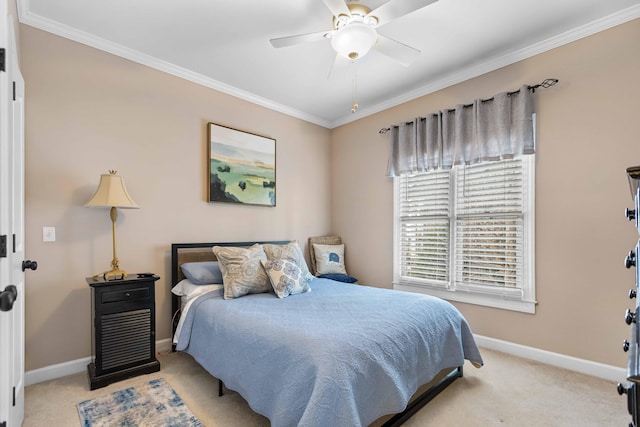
[170,241,290,341]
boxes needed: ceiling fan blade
[374,35,420,67]
[367,0,438,28]
[270,30,333,48]
[322,0,352,19]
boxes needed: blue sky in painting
[211,142,274,166]
[210,124,275,166]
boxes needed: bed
[171,241,483,427]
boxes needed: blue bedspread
[176,278,483,427]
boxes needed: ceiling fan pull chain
[352,66,359,114]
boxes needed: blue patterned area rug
[77,378,203,427]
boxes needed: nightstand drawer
[101,287,150,304]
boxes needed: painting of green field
[208,123,275,206]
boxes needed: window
[393,156,535,313]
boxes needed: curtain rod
[378,78,558,135]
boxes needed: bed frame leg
[381,366,463,427]
[218,379,224,396]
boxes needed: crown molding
[16,3,333,129]
[330,4,640,128]
[17,1,640,130]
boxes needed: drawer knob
[624,340,630,352]
[618,383,628,395]
[630,289,637,299]
[626,208,636,221]
[625,251,636,269]
[125,292,131,297]
[625,309,636,325]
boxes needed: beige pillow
[312,243,347,275]
[212,244,270,299]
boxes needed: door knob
[22,260,38,272]
[625,251,636,269]
[618,383,628,395]
[626,309,637,325]
[0,285,17,312]
[626,208,636,221]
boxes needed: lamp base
[93,268,127,281]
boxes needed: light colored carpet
[24,348,629,426]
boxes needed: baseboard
[26,336,626,386]
[474,334,626,383]
[25,338,173,387]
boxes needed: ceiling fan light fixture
[336,13,350,25]
[363,15,378,26]
[331,22,377,61]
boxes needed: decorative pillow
[308,235,342,276]
[312,243,347,275]
[261,259,311,298]
[212,244,270,299]
[262,241,314,284]
[318,273,358,283]
[180,261,223,285]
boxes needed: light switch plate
[43,226,56,242]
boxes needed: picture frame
[207,123,276,206]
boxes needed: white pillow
[312,243,347,275]
[172,279,224,303]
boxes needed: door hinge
[12,81,16,101]
[0,235,6,258]
[0,48,5,72]
[12,387,15,406]
[12,234,16,253]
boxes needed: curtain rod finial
[540,78,559,88]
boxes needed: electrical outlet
[43,226,56,242]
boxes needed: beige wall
[18,13,640,372]
[331,19,640,367]
[19,25,332,371]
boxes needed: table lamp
[85,170,139,280]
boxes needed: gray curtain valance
[386,85,535,176]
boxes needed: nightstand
[87,274,161,390]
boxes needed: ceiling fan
[270,0,439,69]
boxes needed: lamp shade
[331,22,377,60]
[85,170,139,208]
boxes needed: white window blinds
[398,170,450,283]
[395,156,535,313]
[454,159,525,298]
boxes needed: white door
[0,3,26,426]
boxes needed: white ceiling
[17,0,640,128]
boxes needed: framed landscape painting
[207,123,276,206]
